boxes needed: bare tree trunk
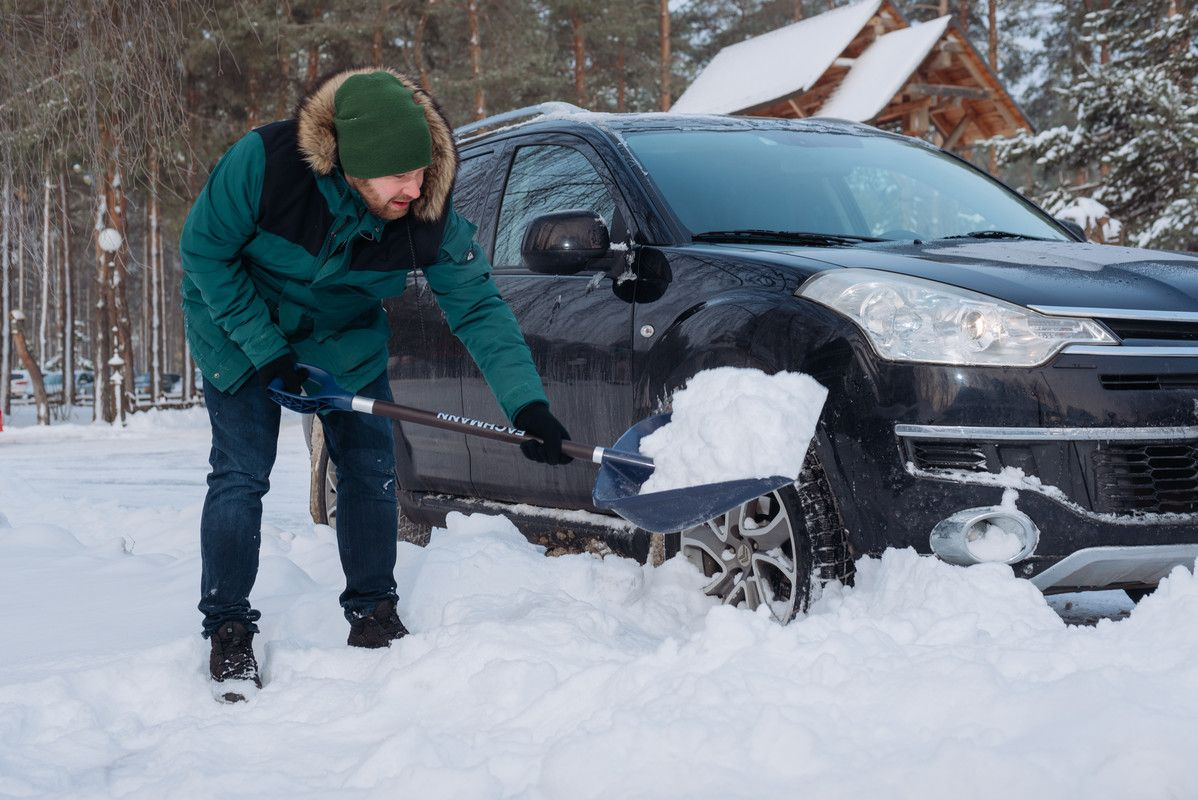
[372,0,386,67]
[141,201,151,375]
[1099,1,1110,66]
[415,1,435,90]
[1081,0,1095,67]
[959,0,970,29]
[986,0,1000,177]
[247,70,260,130]
[59,173,74,404]
[468,0,486,120]
[794,0,803,21]
[1168,0,1188,55]
[149,152,161,402]
[93,188,112,422]
[940,0,949,14]
[39,173,51,368]
[183,70,201,404]
[988,0,998,70]
[571,12,586,108]
[16,192,25,313]
[617,41,626,111]
[277,17,295,119]
[305,6,323,92]
[183,326,194,400]
[1,167,11,416]
[11,310,49,425]
[157,223,168,393]
[659,0,671,111]
[91,110,135,423]
[104,160,135,417]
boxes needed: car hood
[786,240,1198,313]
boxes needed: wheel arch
[633,289,787,417]
[634,291,865,586]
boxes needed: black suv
[309,107,1198,623]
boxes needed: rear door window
[452,149,500,257]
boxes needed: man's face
[346,168,426,221]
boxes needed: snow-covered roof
[818,15,951,121]
[670,0,882,115]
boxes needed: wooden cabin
[670,0,1031,153]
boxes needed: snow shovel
[268,364,794,533]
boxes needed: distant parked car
[9,369,32,400]
[130,371,186,395]
[74,371,95,398]
[7,369,67,402]
[42,372,64,398]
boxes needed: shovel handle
[278,364,654,471]
[352,394,651,469]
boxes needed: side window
[452,151,495,226]
[493,144,617,268]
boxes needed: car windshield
[623,129,1069,243]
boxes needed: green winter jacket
[180,68,548,421]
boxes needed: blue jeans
[198,370,398,637]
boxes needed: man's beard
[349,178,410,221]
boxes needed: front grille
[1100,373,1198,391]
[910,441,988,472]
[1098,318,1198,342]
[1094,442,1198,514]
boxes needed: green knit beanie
[334,72,432,178]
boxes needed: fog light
[930,507,1039,566]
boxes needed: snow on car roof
[457,109,892,148]
[592,112,878,136]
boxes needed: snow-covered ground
[2,405,1196,799]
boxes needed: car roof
[456,107,918,150]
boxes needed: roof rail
[454,102,586,141]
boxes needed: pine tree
[999,1,1198,250]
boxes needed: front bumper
[1029,544,1198,592]
[894,421,1198,590]
[816,341,1198,591]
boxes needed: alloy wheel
[679,486,812,623]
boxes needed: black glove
[514,402,573,465]
[257,351,307,394]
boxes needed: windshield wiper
[940,230,1050,241]
[692,229,883,246]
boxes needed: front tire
[670,449,854,624]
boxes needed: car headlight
[798,268,1117,366]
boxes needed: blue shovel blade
[592,413,795,534]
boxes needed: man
[181,68,571,700]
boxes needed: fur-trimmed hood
[296,68,458,224]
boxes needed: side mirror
[521,210,611,274]
[1055,217,1087,241]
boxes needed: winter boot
[347,598,409,648]
[209,621,262,702]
